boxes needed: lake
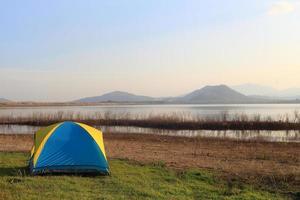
[1,104,300,142]
[1,104,300,119]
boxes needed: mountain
[0,98,11,103]
[175,85,252,103]
[232,83,300,99]
[76,91,155,103]
[277,88,300,98]
[232,83,277,96]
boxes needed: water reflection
[0,125,299,143]
[0,125,39,134]
[99,126,300,142]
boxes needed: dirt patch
[104,134,300,176]
[0,134,33,152]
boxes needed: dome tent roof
[29,121,109,175]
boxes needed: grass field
[0,152,287,200]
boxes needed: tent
[29,121,109,175]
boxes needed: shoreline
[2,119,300,131]
[1,130,299,143]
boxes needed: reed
[0,111,300,130]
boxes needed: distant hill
[233,83,300,99]
[76,91,155,103]
[174,85,252,103]
[232,83,277,96]
[0,98,11,103]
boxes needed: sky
[0,0,300,101]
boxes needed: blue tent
[29,121,109,175]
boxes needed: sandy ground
[0,133,299,183]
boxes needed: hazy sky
[1,0,300,101]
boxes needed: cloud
[268,1,295,15]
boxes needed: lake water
[1,104,300,142]
[1,104,300,119]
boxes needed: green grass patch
[0,152,286,200]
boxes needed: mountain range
[76,84,300,104]
[2,84,299,104]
